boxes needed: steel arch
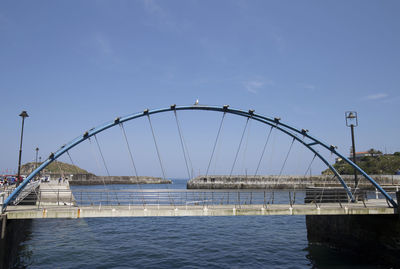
[3,104,397,211]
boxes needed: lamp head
[19,111,29,118]
[345,111,358,127]
[347,112,356,119]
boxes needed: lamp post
[17,111,29,186]
[38,156,42,180]
[35,147,39,180]
[35,147,39,167]
[345,111,358,188]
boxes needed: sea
[11,180,391,268]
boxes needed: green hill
[21,161,90,175]
[323,152,400,175]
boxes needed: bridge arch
[3,104,397,211]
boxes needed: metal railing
[0,192,4,206]
[13,180,40,205]
[7,188,397,210]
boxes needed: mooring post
[1,214,7,240]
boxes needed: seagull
[194,99,199,105]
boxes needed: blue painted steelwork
[2,105,397,212]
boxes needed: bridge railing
[6,188,397,210]
[12,181,40,205]
[0,181,41,206]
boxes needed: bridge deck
[5,199,396,219]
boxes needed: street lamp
[345,111,358,188]
[17,111,29,186]
[35,147,39,180]
[35,147,39,166]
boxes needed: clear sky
[1,0,399,177]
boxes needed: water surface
[13,180,388,268]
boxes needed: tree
[368,148,382,157]
[322,153,400,175]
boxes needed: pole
[17,116,26,186]
[35,148,39,180]
[35,148,39,168]
[1,214,7,240]
[350,124,358,187]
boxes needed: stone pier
[37,179,76,206]
[187,175,400,189]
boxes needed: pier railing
[6,188,397,209]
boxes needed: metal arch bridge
[2,104,398,214]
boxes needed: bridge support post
[1,214,6,240]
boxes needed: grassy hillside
[21,161,90,175]
[323,153,400,175]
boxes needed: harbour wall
[0,216,32,269]
[0,183,41,264]
[187,175,400,189]
[67,174,172,185]
[305,190,400,266]
[306,214,400,266]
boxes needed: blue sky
[1,0,399,177]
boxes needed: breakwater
[187,175,400,189]
[68,174,171,185]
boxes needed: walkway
[5,198,395,219]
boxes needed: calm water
[12,180,388,268]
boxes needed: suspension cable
[212,126,224,175]
[66,150,80,190]
[119,123,139,179]
[175,112,194,178]
[304,154,317,177]
[183,135,194,179]
[88,137,109,203]
[146,115,167,180]
[276,137,296,204]
[254,126,274,176]
[66,151,80,175]
[291,140,314,206]
[94,135,119,205]
[94,135,111,177]
[240,117,252,176]
[278,137,296,176]
[173,110,191,179]
[319,173,338,205]
[119,123,146,207]
[230,117,250,177]
[146,114,175,206]
[206,112,226,176]
[88,138,106,186]
[55,160,64,178]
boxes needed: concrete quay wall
[306,214,400,266]
[187,175,400,189]
[0,216,32,268]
